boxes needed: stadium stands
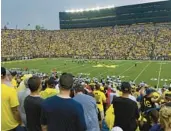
[2,23,171,61]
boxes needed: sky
[1,0,167,30]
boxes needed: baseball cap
[121,82,131,93]
[59,73,74,89]
[145,88,155,96]
[1,67,6,77]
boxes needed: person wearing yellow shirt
[40,77,58,99]
[11,71,18,88]
[93,84,106,121]
[1,67,22,131]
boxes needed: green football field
[2,58,171,87]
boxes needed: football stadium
[1,0,171,131]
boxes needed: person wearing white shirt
[129,95,137,102]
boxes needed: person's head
[73,81,84,94]
[89,84,95,91]
[6,70,12,81]
[95,84,100,90]
[159,106,171,130]
[11,71,17,79]
[1,67,6,80]
[165,92,171,103]
[59,73,74,90]
[131,86,136,93]
[168,87,171,92]
[28,76,42,93]
[47,77,56,88]
[121,82,131,94]
[162,88,166,93]
[145,88,155,97]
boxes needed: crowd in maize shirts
[1,67,171,131]
[2,23,171,60]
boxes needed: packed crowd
[2,23,171,60]
[1,67,171,131]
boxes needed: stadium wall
[59,1,171,29]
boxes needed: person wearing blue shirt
[73,82,100,131]
[41,73,87,131]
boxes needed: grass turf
[2,58,171,87]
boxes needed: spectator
[1,67,22,130]
[18,78,31,126]
[4,69,13,87]
[148,109,161,131]
[164,91,171,107]
[24,76,43,131]
[109,88,119,104]
[40,77,58,99]
[112,82,139,131]
[140,88,157,113]
[129,93,137,102]
[159,106,171,131]
[93,84,106,124]
[40,73,87,131]
[11,71,18,88]
[73,82,100,131]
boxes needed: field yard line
[157,63,162,89]
[119,65,135,76]
[134,62,151,82]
